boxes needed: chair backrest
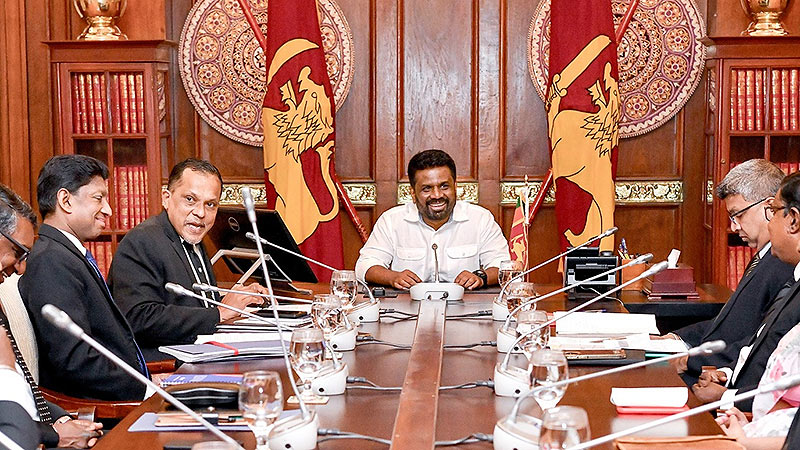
[0,273,39,382]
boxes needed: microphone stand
[193,283,313,304]
[496,254,652,353]
[494,227,619,319]
[493,340,727,450]
[0,429,25,450]
[245,232,381,322]
[407,243,466,301]
[494,261,668,397]
[567,374,800,450]
[40,304,243,450]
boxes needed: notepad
[554,312,660,336]
[610,387,688,408]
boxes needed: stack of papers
[548,334,688,354]
[554,312,660,336]
[610,387,688,408]
[158,340,285,363]
[216,315,313,333]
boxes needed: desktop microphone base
[496,327,522,354]
[493,415,541,450]
[494,363,532,398]
[492,298,509,321]
[348,300,380,323]
[409,282,464,301]
[269,410,319,450]
[329,327,357,351]
[312,361,349,396]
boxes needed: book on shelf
[745,70,754,131]
[111,74,122,133]
[755,70,764,130]
[131,166,142,226]
[730,69,738,131]
[116,166,130,230]
[136,73,145,132]
[791,69,798,130]
[114,165,150,230]
[727,246,736,290]
[86,241,112,279]
[782,69,790,131]
[78,74,89,134]
[772,69,781,131]
[737,70,746,131]
[92,74,104,134]
[120,74,130,133]
[71,74,82,134]
[85,73,96,134]
[128,74,138,134]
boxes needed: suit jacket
[729,277,800,411]
[678,249,793,383]
[0,400,41,449]
[783,408,800,450]
[19,224,146,401]
[109,211,220,360]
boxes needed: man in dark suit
[109,159,264,360]
[0,182,102,447]
[660,160,793,386]
[693,172,800,412]
[20,155,149,401]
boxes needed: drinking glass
[289,327,326,402]
[516,310,550,359]
[505,281,538,315]
[529,349,569,411]
[539,406,591,450]
[330,269,358,310]
[311,294,344,338]
[238,370,283,450]
[498,260,525,287]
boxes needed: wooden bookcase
[47,40,174,276]
[704,37,800,289]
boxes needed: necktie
[743,252,761,278]
[183,242,217,304]
[85,249,150,378]
[0,309,53,424]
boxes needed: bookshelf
[705,37,800,290]
[47,41,174,276]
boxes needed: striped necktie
[0,309,52,424]
[743,251,761,278]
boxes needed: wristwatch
[472,269,488,286]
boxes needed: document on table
[610,387,688,408]
[548,334,688,354]
[553,312,660,336]
[195,331,291,344]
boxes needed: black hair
[407,149,456,187]
[0,183,37,235]
[166,158,223,191]
[36,155,109,218]
[779,172,800,218]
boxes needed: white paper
[554,312,659,336]
[195,331,291,344]
[610,387,688,408]
[548,334,689,354]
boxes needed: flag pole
[615,0,639,44]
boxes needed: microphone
[563,373,800,450]
[494,261,669,397]
[245,231,380,323]
[0,429,25,450]
[167,283,349,395]
[238,187,318,449]
[407,243,466,301]
[493,227,619,320]
[192,282,313,304]
[40,304,243,450]
[496,253,653,353]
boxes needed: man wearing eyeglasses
[692,171,800,412]
[658,159,793,388]
[0,183,103,448]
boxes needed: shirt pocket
[397,246,426,261]
[446,244,478,259]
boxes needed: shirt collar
[402,201,468,224]
[794,260,800,282]
[758,242,772,259]
[56,228,88,255]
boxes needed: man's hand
[669,355,688,374]
[692,370,728,404]
[0,327,15,368]
[218,283,266,321]
[54,418,103,448]
[454,270,483,290]
[388,270,422,289]
[698,369,728,385]
[652,333,681,340]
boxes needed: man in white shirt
[693,172,800,412]
[355,149,510,290]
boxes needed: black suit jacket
[677,249,793,382]
[0,400,41,449]
[19,225,146,401]
[108,211,220,360]
[729,277,800,411]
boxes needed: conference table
[94,284,730,450]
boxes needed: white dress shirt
[0,365,38,420]
[355,201,510,283]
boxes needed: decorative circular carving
[179,0,355,146]
[527,0,706,138]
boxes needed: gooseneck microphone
[432,243,440,282]
[566,373,800,450]
[0,429,25,450]
[245,232,381,322]
[494,261,669,397]
[407,242,466,301]
[496,253,653,352]
[241,188,318,450]
[40,304,243,450]
[496,227,618,307]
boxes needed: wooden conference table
[95,285,729,450]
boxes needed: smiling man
[355,149,509,290]
[20,155,149,401]
[109,159,265,360]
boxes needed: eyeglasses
[765,204,788,222]
[729,197,768,225]
[0,229,30,264]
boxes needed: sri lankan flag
[261,0,343,281]
[546,0,620,252]
[508,190,529,270]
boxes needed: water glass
[238,370,283,450]
[498,259,525,287]
[539,406,590,449]
[330,269,358,310]
[289,327,326,402]
[529,349,568,411]
[517,309,550,359]
[505,281,538,315]
[311,294,344,337]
